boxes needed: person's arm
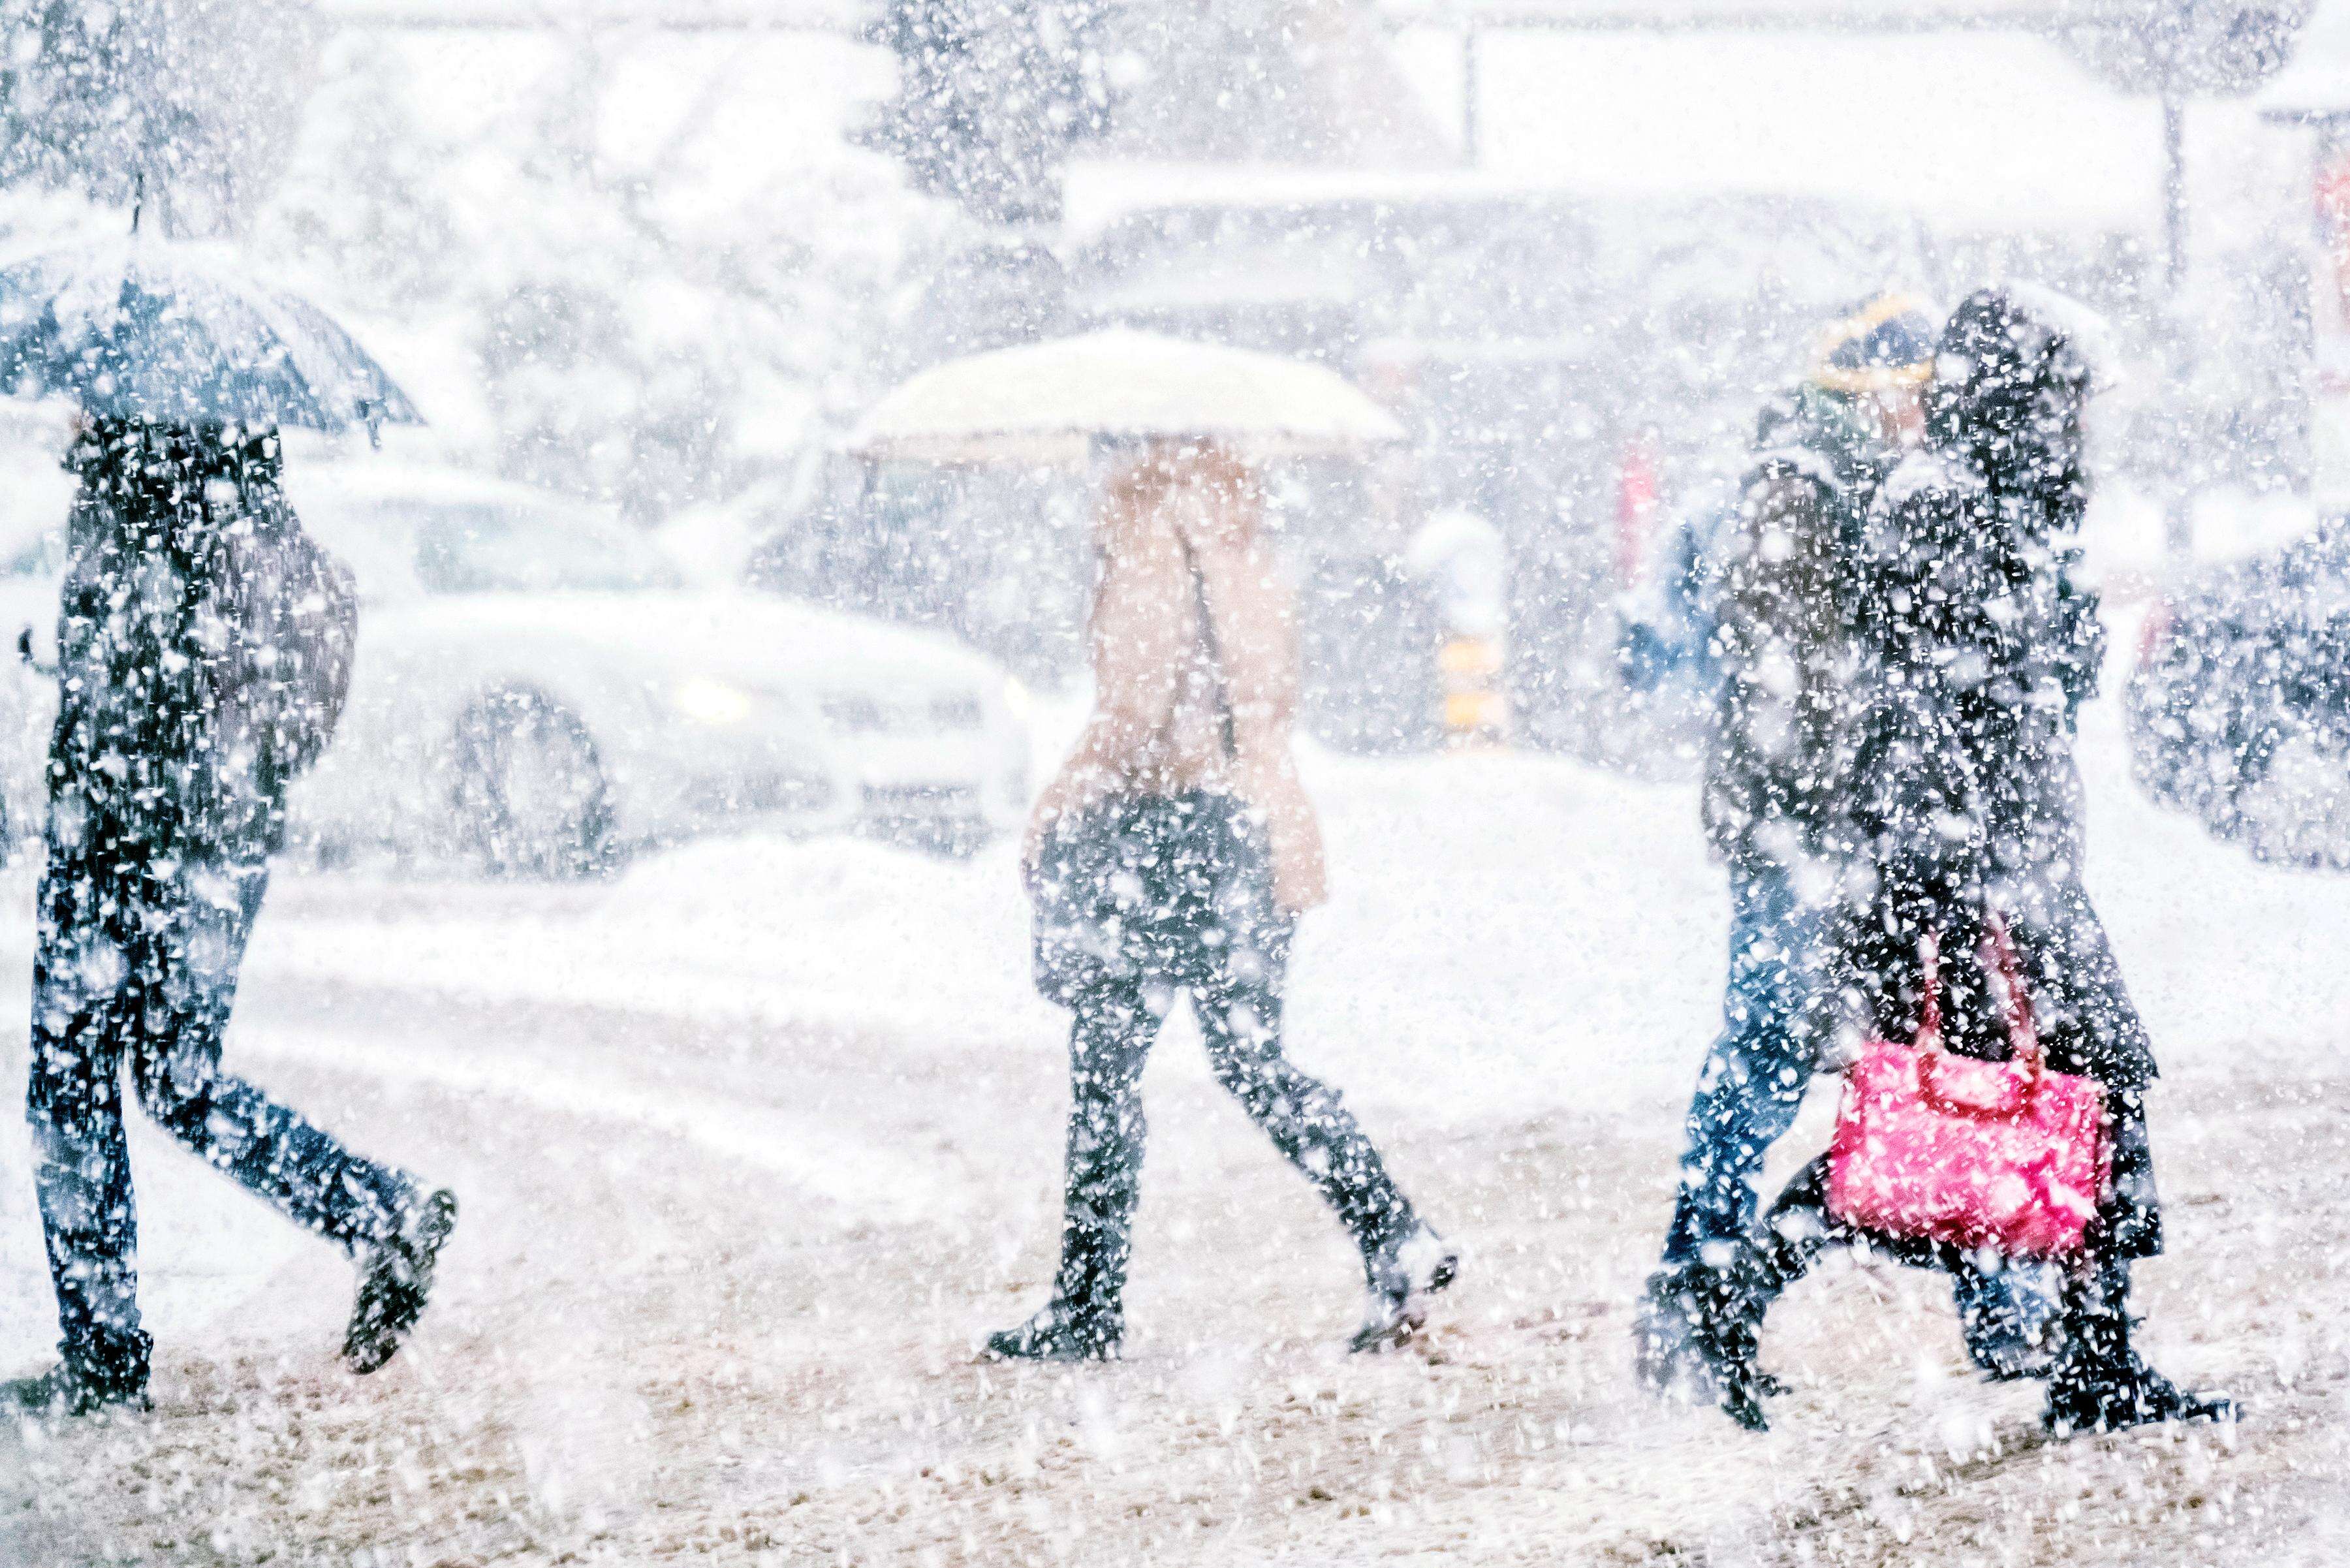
[1020,550,1186,877]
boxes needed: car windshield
[408,501,682,595]
[301,496,685,599]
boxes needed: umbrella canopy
[847,328,1405,468]
[0,241,424,435]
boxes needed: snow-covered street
[3,710,2345,1565]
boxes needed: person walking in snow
[989,440,1452,1361]
[1694,289,2231,1437]
[1634,294,2060,1405]
[6,419,457,1418]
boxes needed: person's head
[1809,292,1939,448]
[1928,287,2099,518]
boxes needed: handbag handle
[1915,920,2044,1074]
[1981,917,2044,1073]
[1917,929,1943,1047]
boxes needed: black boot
[345,1187,458,1375]
[988,1210,1127,1363]
[985,1298,1123,1362]
[3,1330,150,1419]
[1350,1222,1460,1353]
[1954,1259,2067,1383]
[1633,1255,1770,1432]
[2043,1262,2232,1437]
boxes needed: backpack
[219,500,359,785]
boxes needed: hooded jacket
[1844,289,2150,1086]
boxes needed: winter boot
[985,1298,1123,1362]
[988,1215,1128,1362]
[2042,1262,2232,1437]
[345,1187,458,1375]
[2,1359,150,1420]
[1633,1255,1771,1432]
[1954,1259,2066,1383]
[1350,1222,1460,1353]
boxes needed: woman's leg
[129,862,418,1251]
[23,851,151,1403]
[990,979,1159,1358]
[1663,1157,1849,1432]
[2041,1088,2228,1434]
[1056,979,1160,1321]
[1193,919,1415,1261]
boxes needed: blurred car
[0,464,1032,876]
[2126,519,2350,871]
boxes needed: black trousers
[27,845,416,1383]
[1034,794,1415,1311]
[1056,922,1417,1308]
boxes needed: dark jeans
[27,847,416,1384]
[1035,793,1415,1312]
[1664,861,1835,1264]
[1058,921,1416,1308]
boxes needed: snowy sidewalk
[0,975,2342,1565]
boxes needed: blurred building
[312,0,2344,761]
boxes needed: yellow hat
[1810,292,1939,394]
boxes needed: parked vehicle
[2127,519,2350,870]
[0,464,1031,875]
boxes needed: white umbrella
[846,328,1405,468]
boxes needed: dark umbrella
[0,241,424,436]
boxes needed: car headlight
[672,676,756,727]
[1001,676,1033,725]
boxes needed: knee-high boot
[2042,1259,2231,1436]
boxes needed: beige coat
[1024,444,1330,913]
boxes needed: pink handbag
[1826,925,2111,1260]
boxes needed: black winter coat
[47,422,356,872]
[1838,290,2152,1089]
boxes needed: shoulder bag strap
[1916,930,1944,1052]
[1181,541,1239,763]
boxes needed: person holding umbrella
[851,332,1452,1358]
[0,244,457,1416]
[998,441,1449,1360]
